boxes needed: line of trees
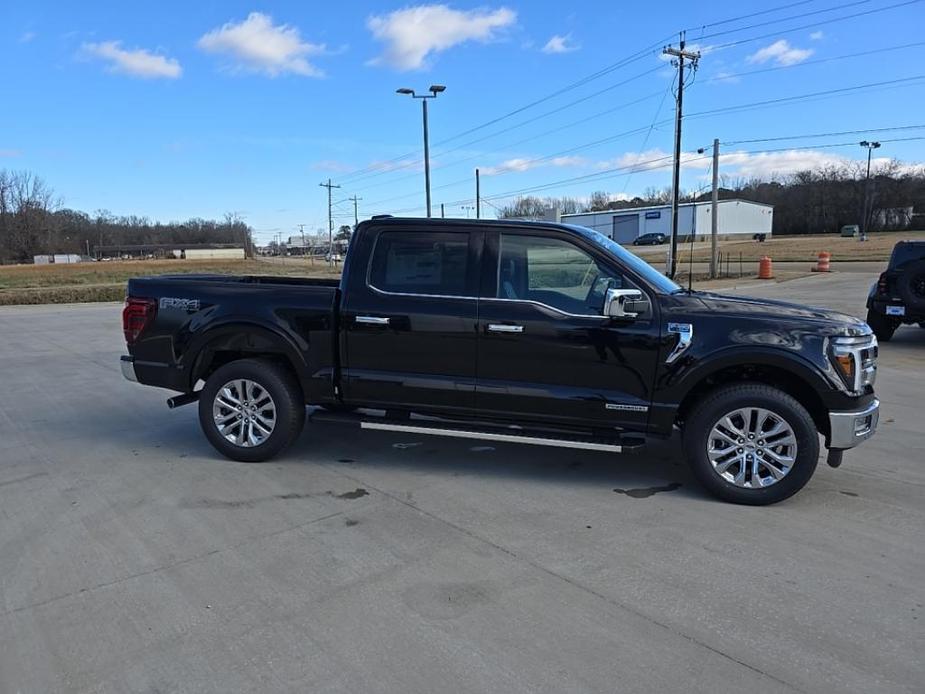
[499,160,925,234]
[0,170,255,264]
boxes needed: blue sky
[2,1,924,243]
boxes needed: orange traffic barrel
[812,251,831,272]
[758,256,774,279]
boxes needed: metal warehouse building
[562,199,773,244]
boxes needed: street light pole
[860,140,881,237]
[397,85,446,218]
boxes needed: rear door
[475,228,661,431]
[341,225,482,415]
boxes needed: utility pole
[319,179,340,265]
[440,203,445,218]
[462,205,474,218]
[348,195,362,229]
[860,140,881,238]
[710,138,720,279]
[663,33,700,279]
[298,224,306,256]
[475,168,481,219]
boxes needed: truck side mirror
[604,288,645,319]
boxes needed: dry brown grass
[631,230,925,264]
[0,258,342,306]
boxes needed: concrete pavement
[0,273,923,693]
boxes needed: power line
[683,0,819,32]
[702,40,925,84]
[722,124,925,145]
[330,0,922,189]
[696,0,871,42]
[688,74,925,120]
[709,0,924,53]
[363,74,924,212]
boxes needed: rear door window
[369,231,472,297]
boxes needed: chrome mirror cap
[605,288,645,318]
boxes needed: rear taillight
[876,272,889,295]
[123,297,157,345]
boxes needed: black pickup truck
[121,217,879,505]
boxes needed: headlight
[830,334,877,392]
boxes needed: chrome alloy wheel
[706,407,798,488]
[212,379,276,447]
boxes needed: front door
[476,229,661,431]
[341,226,481,415]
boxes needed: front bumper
[828,398,879,450]
[121,355,137,383]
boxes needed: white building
[562,199,773,244]
[183,248,246,260]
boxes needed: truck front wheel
[682,384,819,505]
[198,358,305,462]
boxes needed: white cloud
[198,12,327,77]
[311,159,354,173]
[747,39,813,67]
[542,34,579,54]
[367,4,516,70]
[19,31,36,44]
[598,149,707,173]
[481,154,585,176]
[809,31,824,41]
[712,71,741,84]
[600,148,923,181]
[81,41,182,79]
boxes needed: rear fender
[185,321,309,392]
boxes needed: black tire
[866,308,896,342]
[198,358,304,462]
[897,259,925,311]
[682,383,820,505]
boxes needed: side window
[369,232,471,297]
[498,234,625,315]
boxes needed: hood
[692,291,870,336]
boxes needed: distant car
[633,232,666,246]
[866,240,925,341]
[841,224,860,238]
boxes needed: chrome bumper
[828,398,879,450]
[120,355,137,383]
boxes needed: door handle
[356,315,390,325]
[488,323,524,334]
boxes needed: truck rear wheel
[682,384,819,505]
[866,309,896,342]
[198,358,305,462]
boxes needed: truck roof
[360,216,578,232]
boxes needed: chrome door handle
[356,315,390,325]
[488,324,524,333]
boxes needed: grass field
[631,230,925,264]
[0,258,341,305]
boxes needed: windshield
[564,224,682,294]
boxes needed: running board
[360,421,633,453]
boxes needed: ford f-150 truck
[121,217,880,505]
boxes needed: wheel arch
[674,351,831,439]
[185,321,308,393]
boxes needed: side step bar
[360,421,631,453]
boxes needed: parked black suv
[866,240,925,341]
[121,218,879,505]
